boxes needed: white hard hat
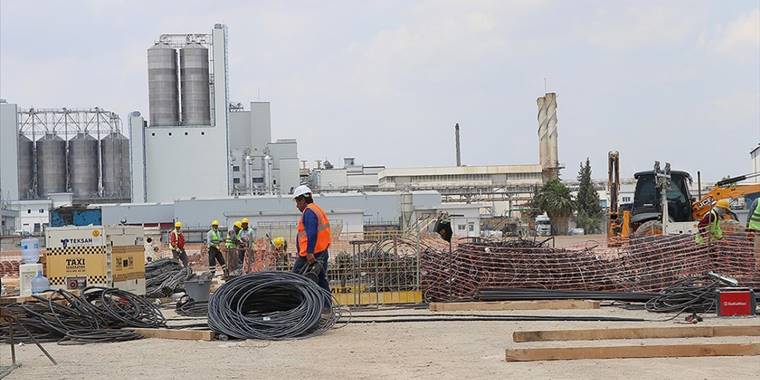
[293,185,312,198]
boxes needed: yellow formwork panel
[333,290,422,306]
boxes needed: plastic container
[19,263,43,296]
[31,271,50,295]
[183,278,211,302]
[21,238,40,264]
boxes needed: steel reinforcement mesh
[420,231,760,302]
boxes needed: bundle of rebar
[420,231,759,302]
[208,271,342,340]
[0,287,165,344]
[145,258,193,298]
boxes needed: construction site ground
[6,307,760,379]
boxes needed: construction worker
[207,220,228,278]
[272,236,289,269]
[238,217,255,269]
[696,199,730,244]
[747,197,760,269]
[225,220,243,271]
[169,221,189,267]
[292,185,331,295]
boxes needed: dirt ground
[5,307,760,380]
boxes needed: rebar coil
[208,271,340,340]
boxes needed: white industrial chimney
[537,92,560,180]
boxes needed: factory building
[1,99,131,232]
[309,157,385,191]
[98,191,470,239]
[752,144,759,176]
[132,24,301,203]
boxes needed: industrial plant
[0,10,758,380]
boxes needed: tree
[536,179,575,234]
[576,158,603,234]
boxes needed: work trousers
[172,248,189,268]
[293,251,330,307]
[754,233,760,270]
[238,247,246,266]
[208,245,227,274]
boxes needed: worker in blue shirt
[292,185,331,295]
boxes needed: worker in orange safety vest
[292,185,331,295]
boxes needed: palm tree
[535,179,576,235]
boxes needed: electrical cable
[645,274,721,314]
[176,295,208,318]
[208,271,347,340]
[0,287,165,344]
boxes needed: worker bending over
[207,220,228,278]
[696,199,731,244]
[239,217,255,269]
[169,221,189,267]
[291,185,331,294]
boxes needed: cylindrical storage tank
[36,134,67,196]
[101,132,131,198]
[180,43,210,126]
[148,43,179,126]
[17,134,34,199]
[68,133,99,198]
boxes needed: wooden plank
[506,343,760,362]
[429,300,599,312]
[711,326,760,337]
[0,289,81,305]
[128,328,214,341]
[513,325,760,343]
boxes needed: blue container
[31,271,50,295]
[21,238,40,264]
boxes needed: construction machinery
[607,151,760,246]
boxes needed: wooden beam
[429,300,599,312]
[506,343,760,362]
[0,289,81,305]
[128,328,214,341]
[513,325,760,343]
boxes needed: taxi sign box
[45,225,146,295]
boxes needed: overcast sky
[1,0,758,181]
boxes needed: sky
[1,0,758,182]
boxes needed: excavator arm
[692,184,760,220]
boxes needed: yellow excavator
[607,151,760,246]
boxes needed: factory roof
[378,164,543,178]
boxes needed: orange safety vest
[297,203,331,256]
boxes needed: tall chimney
[455,123,461,167]
[537,92,560,181]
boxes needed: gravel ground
[5,307,760,380]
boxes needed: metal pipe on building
[455,123,461,167]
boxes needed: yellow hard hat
[211,219,219,226]
[715,199,731,209]
[273,236,285,248]
[174,221,182,228]
[241,217,249,224]
[234,220,242,229]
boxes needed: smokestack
[455,123,461,167]
[537,92,560,180]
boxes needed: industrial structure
[98,190,483,238]
[537,92,562,181]
[308,157,385,192]
[132,25,301,203]
[752,144,759,176]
